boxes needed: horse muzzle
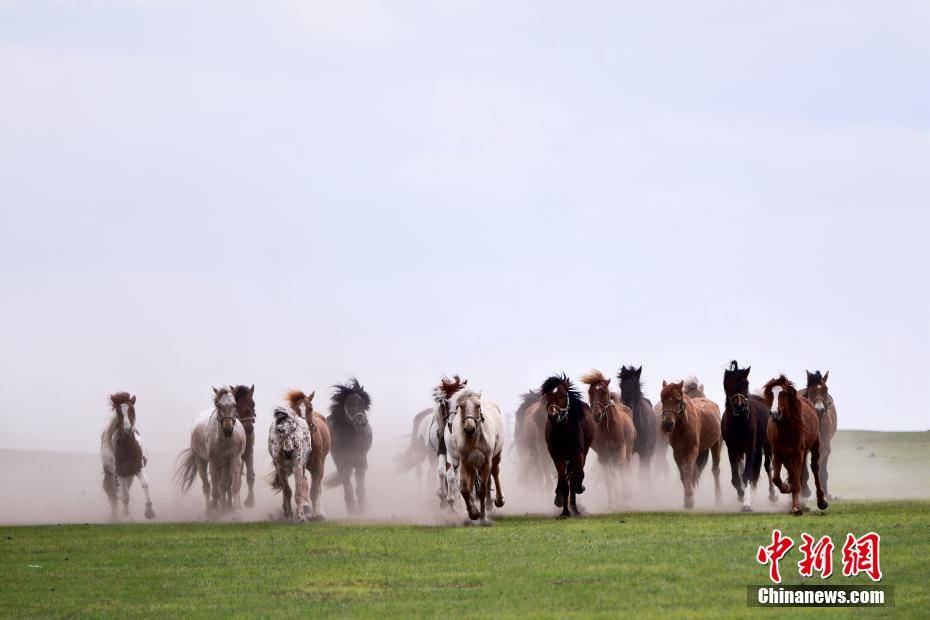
[283,449,294,460]
[661,420,674,433]
[222,427,234,437]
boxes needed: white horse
[445,388,505,524]
[175,386,247,517]
[267,406,312,522]
[100,392,155,521]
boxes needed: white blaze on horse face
[298,402,307,419]
[770,386,783,415]
[218,393,236,408]
[120,404,131,432]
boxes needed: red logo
[758,530,883,583]
[798,534,834,579]
[842,532,883,581]
[757,529,795,584]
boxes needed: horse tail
[323,471,342,489]
[173,449,199,493]
[394,445,421,473]
[267,469,282,494]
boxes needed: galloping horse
[100,392,155,521]
[267,406,312,522]
[285,390,331,520]
[394,407,435,491]
[175,387,247,517]
[659,378,722,509]
[514,389,551,492]
[231,385,257,508]
[541,374,595,518]
[721,361,774,511]
[580,370,636,507]
[617,366,658,479]
[324,378,373,514]
[799,370,838,499]
[446,387,505,524]
[763,375,828,515]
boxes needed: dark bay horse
[659,379,722,509]
[799,370,838,499]
[232,385,257,508]
[581,370,636,507]
[763,375,828,515]
[324,378,372,514]
[618,366,658,479]
[721,361,774,511]
[541,374,595,518]
[285,390,332,520]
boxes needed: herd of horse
[98,363,838,524]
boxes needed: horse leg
[119,476,133,519]
[788,457,804,515]
[195,457,211,513]
[354,466,368,514]
[771,454,788,495]
[711,441,722,505]
[553,460,570,517]
[800,450,812,498]
[459,466,479,521]
[137,471,156,519]
[292,467,309,523]
[491,453,505,508]
[679,450,697,509]
[208,461,222,514]
[479,461,492,525]
[819,440,832,499]
[340,468,356,515]
[279,470,293,520]
[570,454,586,516]
[740,452,755,512]
[244,444,256,509]
[810,440,828,511]
[763,443,777,502]
[728,449,744,504]
[103,470,119,521]
[230,456,243,516]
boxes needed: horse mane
[763,375,805,430]
[617,366,646,401]
[806,370,824,387]
[103,392,133,442]
[579,369,608,386]
[232,385,252,401]
[449,387,481,411]
[540,374,586,417]
[285,390,307,407]
[682,376,705,398]
[330,377,371,416]
[514,389,540,418]
[433,375,467,405]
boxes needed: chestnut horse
[763,375,828,515]
[659,378,722,509]
[721,361,774,511]
[580,370,636,507]
[799,370,838,499]
[285,390,331,520]
[617,366,659,479]
[231,385,257,508]
[541,374,595,518]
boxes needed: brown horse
[285,390,331,520]
[541,374,595,518]
[652,402,670,475]
[580,370,636,507]
[763,375,828,515]
[799,370,838,499]
[514,390,551,493]
[231,385,257,508]
[659,378,722,509]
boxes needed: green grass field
[1,500,926,618]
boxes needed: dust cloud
[0,429,926,526]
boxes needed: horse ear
[822,371,829,383]
[699,384,704,392]
[636,366,642,375]
[744,366,751,376]
[662,380,667,388]
[606,377,611,385]
[308,391,315,403]
[249,384,255,396]
[213,386,220,395]
[130,395,136,404]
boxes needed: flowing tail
[394,441,424,473]
[173,449,199,493]
[267,469,282,493]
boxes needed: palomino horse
[799,370,838,499]
[175,386,247,517]
[231,385,257,508]
[763,375,829,515]
[721,361,775,511]
[267,406,312,522]
[324,378,373,514]
[446,387,505,524]
[285,390,331,520]
[580,370,636,507]
[659,378,722,509]
[514,389,552,494]
[617,366,659,479]
[541,374,595,518]
[100,392,155,521]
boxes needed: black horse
[325,378,373,514]
[617,366,657,479]
[232,384,257,508]
[541,374,594,518]
[721,361,775,510]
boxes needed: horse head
[763,375,798,422]
[659,380,686,433]
[723,360,752,416]
[805,370,830,418]
[617,365,643,405]
[212,386,239,437]
[540,374,577,424]
[232,384,256,436]
[285,389,316,422]
[580,370,612,423]
[271,407,299,461]
[331,378,371,430]
[109,391,137,435]
[434,375,468,420]
[453,391,484,439]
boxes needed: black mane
[617,365,645,404]
[514,389,540,418]
[807,370,824,386]
[540,374,587,417]
[330,377,372,417]
[233,385,252,400]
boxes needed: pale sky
[1,1,929,452]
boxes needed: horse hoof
[576,484,586,494]
[145,507,156,520]
[309,514,326,522]
[244,496,255,509]
[740,505,753,513]
[554,495,563,508]
[684,497,694,510]
[817,498,829,511]
[791,508,803,516]
[467,510,480,521]
[768,492,778,503]
[494,497,505,508]
[480,518,493,527]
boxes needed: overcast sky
[1,1,928,452]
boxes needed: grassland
[2,500,927,618]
